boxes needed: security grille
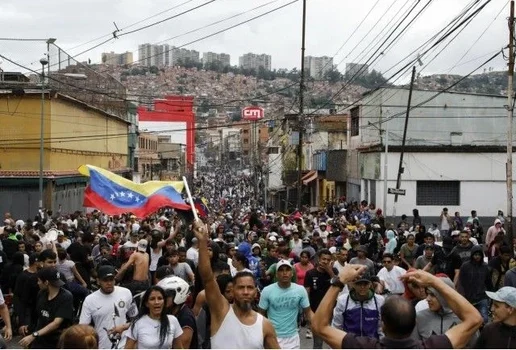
[416,181,460,206]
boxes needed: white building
[219,128,241,163]
[345,62,369,77]
[346,87,514,219]
[202,52,231,67]
[171,47,200,66]
[304,56,334,79]
[239,53,272,71]
[138,44,199,67]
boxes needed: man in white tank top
[193,221,279,349]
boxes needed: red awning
[302,170,318,185]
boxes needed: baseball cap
[486,287,516,308]
[138,239,148,252]
[354,275,373,284]
[357,245,368,253]
[97,265,116,280]
[37,267,65,288]
[276,259,292,270]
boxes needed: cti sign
[242,106,265,121]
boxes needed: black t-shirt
[13,269,33,300]
[475,321,516,348]
[304,267,339,312]
[263,256,279,270]
[32,288,74,349]
[176,305,198,349]
[67,242,89,263]
[342,333,453,349]
[431,250,462,281]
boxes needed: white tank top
[149,247,162,272]
[211,306,264,349]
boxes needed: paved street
[7,327,329,349]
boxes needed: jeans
[313,334,324,349]
[474,298,489,324]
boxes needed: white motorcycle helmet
[157,276,190,305]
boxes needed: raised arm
[193,221,229,325]
[312,265,367,350]
[401,270,483,349]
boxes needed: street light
[39,57,48,210]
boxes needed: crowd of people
[0,172,515,349]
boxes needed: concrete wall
[0,94,129,172]
[370,152,516,217]
[351,88,508,149]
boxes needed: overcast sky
[0,0,510,79]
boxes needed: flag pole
[183,176,199,222]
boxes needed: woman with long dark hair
[125,286,183,349]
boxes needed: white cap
[137,239,148,252]
[276,259,292,270]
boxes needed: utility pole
[393,66,416,215]
[383,108,389,217]
[296,0,307,210]
[506,0,514,245]
[253,121,259,204]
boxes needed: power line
[333,0,493,119]
[306,0,432,116]
[0,38,50,42]
[127,0,299,67]
[362,50,502,129]
[54,0,218,64]
[447,0,508,73]
[1,2,300,110]
[314,0,387,75]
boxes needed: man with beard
[79,266,137,349]
[193,220,279,349]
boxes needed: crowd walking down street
[0,168,515,349]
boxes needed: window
[243,139,249,144]
[243,130,249,134]
[350,106,359,136]
[268,147,279,154]
[416,181,460,206]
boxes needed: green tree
[325,69,343,84]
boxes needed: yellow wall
[319,179,335,207]
[0,95,50,171]
[0,94,128,172]
[50,97,128,170]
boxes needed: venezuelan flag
[79,165,190,218]
[194,198,209,218]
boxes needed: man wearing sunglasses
[376,253,406,296]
